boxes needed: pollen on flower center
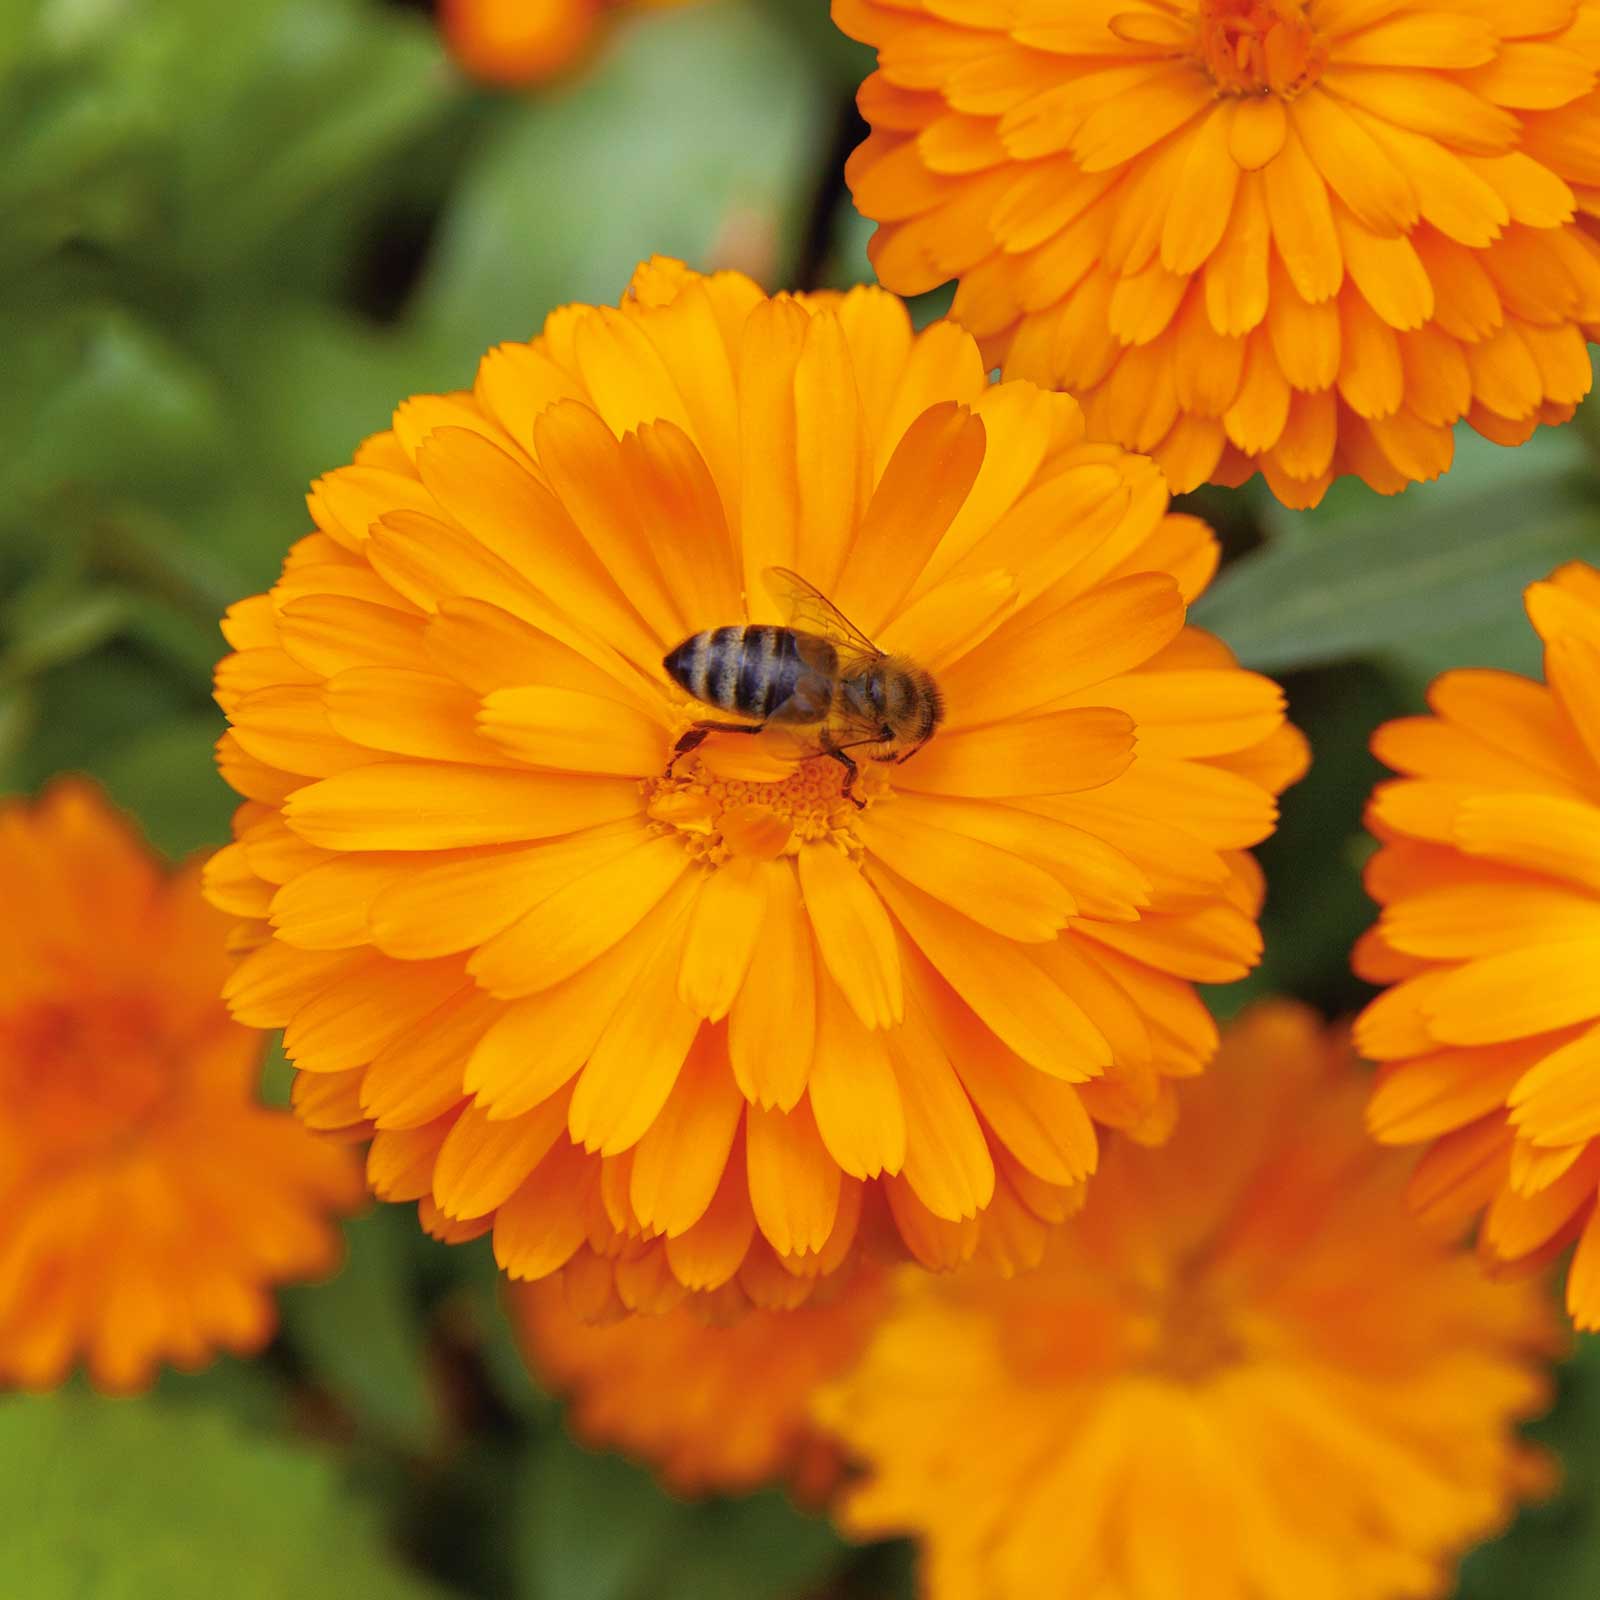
[1191,0,1325,99]
[2,998,171,1158]
[642,752,887,864]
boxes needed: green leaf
[0,1390,460,1600]
[748,0,876,88]
[1190,427,1599,675]
[650,1491,848,1600]
[414,2,828,357]
[153,1354,293,1436]
[1460,1331,1600,1600]
[165,0,456,272]
[514,1428,849,1600]
[0,587,126,683]
[0,682,34,783]
[121,591,228,684]
[259,1035,295,1108]
[279,1209,441,1455]
[446,1249,559,1428]
[1205,661,1404,1022]
[95,710,233,859]
[516,1434,690,1600]
[9,306,229,502]
[185,298,464,522]
[3,645,194,796]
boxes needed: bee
[662,567,944,806]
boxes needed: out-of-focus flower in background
[815,1001,1561,1600]
[509,1267,887,1503]
[836,0,1600,507]
[204,255,1304,1317]
[440,0,695,86]
[0,781,362,1394]
[1359,559,1600,1331]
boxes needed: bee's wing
[763,567,883,660]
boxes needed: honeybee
[662,567,944,806]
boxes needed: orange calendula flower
[837,0,1600,507]
[441,0,689,86]
[0,781,361,1394]
[509,1269,887,1501]
[206,256,1305,1315]
[1358,560,1600,1331]
[816,1002,1560,1600]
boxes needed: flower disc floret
[208,257,1305,1315]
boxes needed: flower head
[1358,560,1600,1329]
[837,0,1600,507]
[0,782,361,1393]
[441,0,689,86]
[509,1268,887,1500]
[815,1002,1560,1600]
[208,257,1304,1314]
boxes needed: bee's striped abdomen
[663,625,810,718]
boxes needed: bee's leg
[666,720,765,776]
[823,745,864,809]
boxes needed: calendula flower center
[642,753,885,865]
[1133,1262,1250,1382]
[1191,0,1325,98]
[2,997,171,1158]
[997,1261,1249,1387]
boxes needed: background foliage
[1,0,1597,1594]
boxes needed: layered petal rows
[208,258,1304,1315]
[0,782,361,1392]
[1358,560,1600,1329]
[510,1270,887,1499]
[838,0,1600,506]
[816,1003,1560,1600]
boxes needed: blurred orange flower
[816,1002,1560,1600]
[441,0,691,86]
[207,256,1303,1316]
[837,0,1600,507]
[1359,560,1600,1330]
[0,782,361,1394]
[509,1268,888,1501]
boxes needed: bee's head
[874,659,944,754]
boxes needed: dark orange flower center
[1136,1265,1250,1381]
[644,752,882,864]
[1,997,173,1162]
[1194,0,1326,98]
[997,1256,1252,1387]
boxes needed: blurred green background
[2,0,1598,1594]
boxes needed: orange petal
[283,763,639,850]
[808,976,907,1180]
[629,1031,745,1236]
[468,836,691,997]
[1423,940,1600,1045]
[897,708,1135,800]
[677,856,770,1021]
[797,843,903,1030]
[746,1099,842,1257]
[728,861,816,1111]
[873,865,1109,1081]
